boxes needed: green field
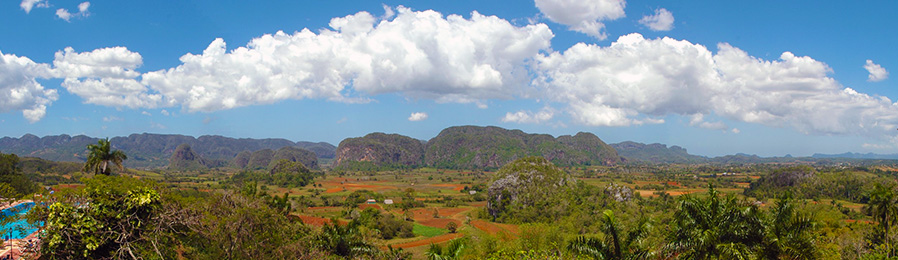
[412,223,448,237]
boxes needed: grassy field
[413,223,448,237]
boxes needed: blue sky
[0,0,896,157]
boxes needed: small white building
[366,199,376,204]
[469,190,477,195]
[384,199,394,205]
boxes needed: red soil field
[406,207,469,222]
[470,220,518,236]
[359,204,383,210]
[390,233,464,249]
[418,218,460,229]
[294,214,332,226]
[635,190,657,198]
[430,184,466,191]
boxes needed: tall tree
[867,183,898,257]
[759,192,817,259]
[425,238,464,260]
[568,210,652,260]
[83,138,128,175]
[666,184,765,259]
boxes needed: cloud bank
[141,7,553,112]
[535,33,898,138]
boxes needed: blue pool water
[0,202,38,240]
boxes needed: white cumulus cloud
[53,47,142,79]
[408,112,428,121]
[688,114,727,131]
[55,2,90,22]
[536,33,898,139]
[0,51,58,122]
[535,0,626,40]
[639,8,674,31]
[865,59,888,82]
[53,47,162,108]
[78,1,89,13]
[141,7,552,112]
[20,0,49,13]
[501,107,554,124]
[55,8,72,21]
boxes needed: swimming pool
[0,202,38,240]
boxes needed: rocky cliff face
[230,151,252,169]
[333,133,424,168]
[486,156,576,221]
[168,144,207,170]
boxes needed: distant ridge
[6,130,896,170]
[812,152,898,160]
[610,141,708,164]
[424,126,620,169]
[331,126,621,170]
[0,133,335,168]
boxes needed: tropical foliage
[83,138,128,175]
[7,145,898,259]
[0,152,38,198]
[568,210,651,259]
[667,185,766,259]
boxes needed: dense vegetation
[0,152,38,199]
[230,147,319,171]
[486,156,576,223]
[425,126,620,169]
[334,133,425,170]
[230,159,322,188]
[744,165,881,203]
[8,133,898,259]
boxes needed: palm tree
[83,138,128,175]
[314,219,376,258]
[867,183,898,257]
[666,184,765,259]
[568,210,652,259]
[759,192,817,259]
[425,238,464,260]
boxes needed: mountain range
[0,133,335,169]
[2,127,896,170]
